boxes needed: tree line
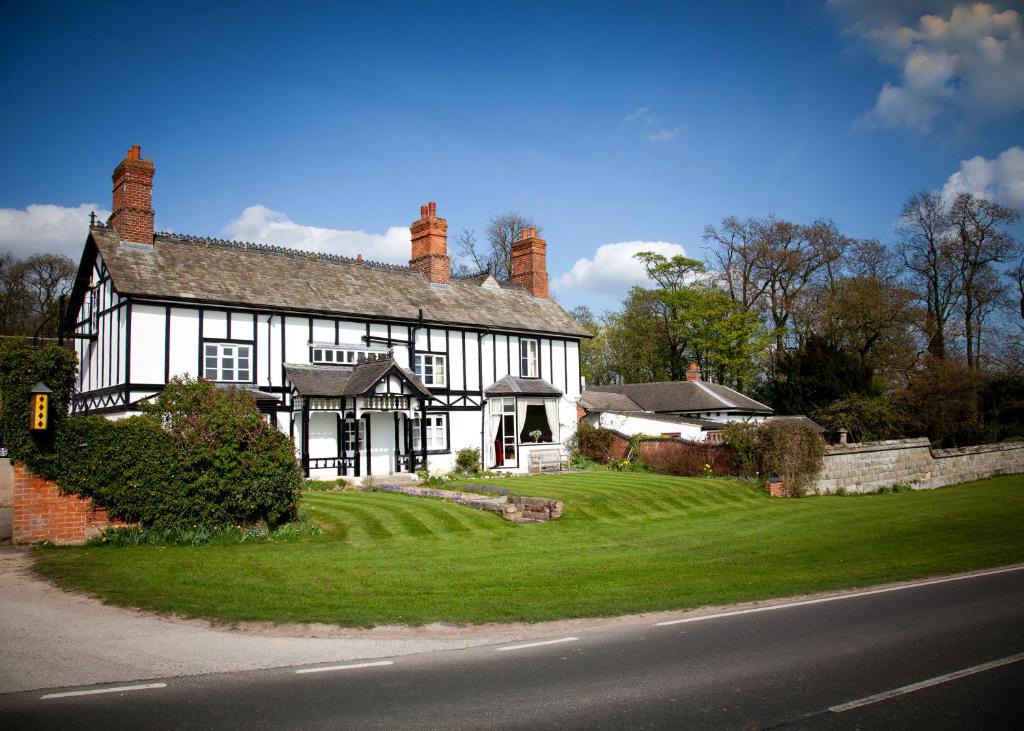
[572,192,1024,447]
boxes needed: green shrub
[812,394,898,443]
[454,447,481,473]
[757,421,825,497]
[0,337,78,478]
[0,350,303,530]
[566,420,616,463]
[723,422,760,476]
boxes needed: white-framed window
[520,339,539,378]
[411,413,447,451]
[414,353,447,387]
[343,418,364,452]
[311,346,360,365]
[204,342,252,382]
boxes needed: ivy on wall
[0,338,301,529]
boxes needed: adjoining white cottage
[64,146,589,479]
[578,362,774,443]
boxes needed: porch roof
[484,375,562,397]
[285,358,432,398]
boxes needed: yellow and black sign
[29,383,52,431]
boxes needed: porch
[285,356,433,479]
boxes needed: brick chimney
[108,145,155,245]
[510,226,548,298]
[409,201,450,285]
[685,361,701,382]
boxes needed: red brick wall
[410,202,451,284]
[109,145,155,245]
[11,463,122,545]
[510,233,548,298]
[608,432,630,460]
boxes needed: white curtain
[544,399,559,443]
[517,398,531,438]
[486,411,501,466]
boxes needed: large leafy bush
[0,339,301,530]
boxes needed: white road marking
[829,652,1024,713]
[41,683,167,700]
[497,637,579,652]
[654,565,1024,626]
[295,660,394,674]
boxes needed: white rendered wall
[597,411,706,441]
[129,304,166,384]
[168,308,199,379]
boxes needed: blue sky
[1,0,1021,312]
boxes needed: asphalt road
[2,566,1022,729]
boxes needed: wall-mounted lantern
[29,382,52,431]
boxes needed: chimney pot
[510,224,548,298]
[409,200,450,284]
[109,145,155,245]
[685,362,701,381]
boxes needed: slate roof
[284,358,431,397]
[84,225,590,338]
[484,375,563,396]
[586,380,773,415]
[578,391,643,413]
[765,415,827,433]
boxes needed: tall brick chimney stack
[685,361,701,382]
[409,201,450,285]
[108,145,155,245]
[510,226,548,298]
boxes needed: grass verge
[31,473,1024,627]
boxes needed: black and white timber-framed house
[64,146,590,478]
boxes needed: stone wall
[11,463,122,545]
[811,438,1024,494]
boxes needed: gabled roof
[484,375,562,397]
[80,225,590,338]
[586,380,773,415]
[284,358,431,398]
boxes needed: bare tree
[704,216,771,314]
[947,193,1021,370]
[896,191,959,359]
[455,211,540,281]
[0,252,76,338]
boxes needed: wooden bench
[528,449,564,473]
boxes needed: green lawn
[32,473,1024,627]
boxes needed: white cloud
[941,145,1024,208]
[0,203,109,260]
[843,2,1024,133]
[622,106,684,143]
[551,240,688,297]
[224,204,411,263]
[647,126,684,142]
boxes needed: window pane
[238,369,250,382]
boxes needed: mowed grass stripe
[32,474,1024,627]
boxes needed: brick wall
[11,463,123,545]
[810,438,1024,494]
